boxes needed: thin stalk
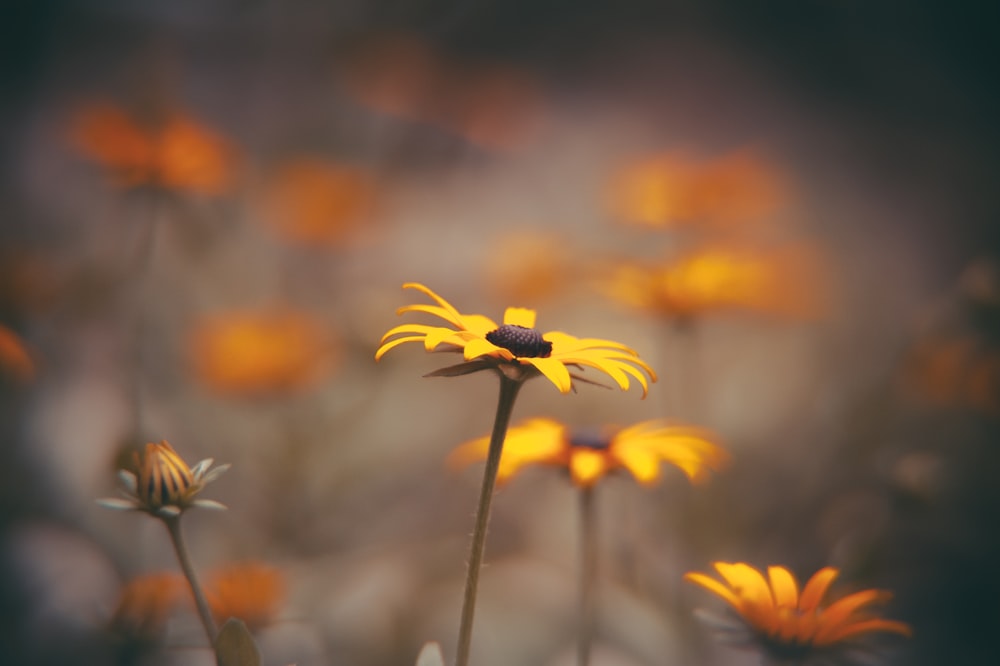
[164,515,218,648]
[577,485,597,666]
[455,374,523,666]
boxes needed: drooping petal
[613,444,663,485]
[818,618,912,645]
[568,448,611,487]
[525,356,573,393]
[814,590,891,644]
[375,335,428,361]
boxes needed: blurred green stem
[455,374,523,666]
[578,486,596,666]
[164,515,218,649]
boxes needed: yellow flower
[206,562,286,633]
[99,441,229,519]
[376,283,656,395]
[449,417,726,488]
[685,562,912,661]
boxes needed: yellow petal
[525,356,573,393]
[814,589,889,644]
[798,567,838,613]
[401,283,465,325]
[375,335,426,361]
[569,449,611,487]
[613,444,662,485]
[767,566,799,609]
[684,571,743,611]
[714,562,776,634]
[462,337,507,361]
[503,307,536,328]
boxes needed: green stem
[455,374,523,666]
[164,515,218,649]
[578,486,597,666]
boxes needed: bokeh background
[2,1,999,665]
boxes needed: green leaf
[415,641,445,666]
[214,618,262,666]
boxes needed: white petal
[117,470,137,494]
[190,458,214,479]
[201,463,231,484]
[156,505,182,518]
[192,499,228,511]
[96,498,139,511]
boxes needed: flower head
[110,572,186,642]
[376,283,656,395]
[98,441,229,519]
[206,562,286,633]
[685,562,912,663]
[0,324,34,383]
[449,417,726,488]
[70,102,235,194]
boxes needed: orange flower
[340,33,544,151]
[0,324,34,382]
[607,149,788,230]
[602,243,829,320]
[70,102,235,194]
[261,158,377,247]
[189,309,336,396]
[686,562,911,662]
[449,417,727,488]
[110,572,186,640]
[206,562,286,633]
[482,231,575,306]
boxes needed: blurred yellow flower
[110,572,186,641]
[98,440,229,519]
[607,149,788,230]
[70,101,236,194]
[0,324,34,382]
[483,230,574,306]
[206,562,286,634]
[449,417,726,488]
[686,562,911,661]
[602,243,829,320]
[189,309,336,396]
[376,283,655,395]
[261,158,377,248]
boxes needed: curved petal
[375,335,427,361]
[402,283,465,325]
[798,567,839,613]
[613,443,662,485]
[817,618,912,645]
[684,571,743,611]
[463,337,507,361]
[815,589,890,641]
[503,307,536,328]
[768,566,800,609]
[525,357,573,393]
[714,562,776,635]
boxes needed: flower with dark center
[376,283,655,395]
[449,417,727,487]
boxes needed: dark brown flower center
[485,324,552,358]
[569,430,612,450]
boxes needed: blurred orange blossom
[0,324,34,382]
[70,101,236,194]
[607,149,788,230]
[261,158,377,248]
[686,562,911,659]
[206,562,286,633]
[189,308,336,396]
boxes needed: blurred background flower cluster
[1,1,999,665]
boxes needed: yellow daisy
[685,562,911,662]
[376,283,656,395]
[449,417,727,488]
